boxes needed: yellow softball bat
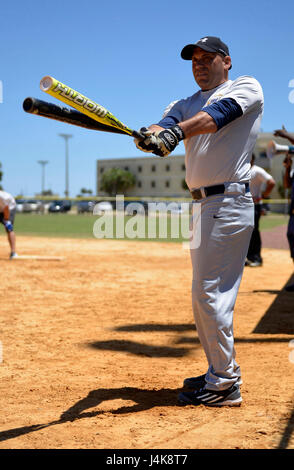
[40,76,141,137]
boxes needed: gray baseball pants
[190,182,254,391]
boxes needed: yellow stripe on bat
[40,76,133,135]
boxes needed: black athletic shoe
[285,283,294,292]
[183,374,242,389]
[178,384,242,407]
[245,259,262,267]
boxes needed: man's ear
[223,55,232,71]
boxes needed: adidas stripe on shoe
[178,384,242,407]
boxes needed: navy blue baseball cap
[181,36,230,60]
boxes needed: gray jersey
[162,76,264,190]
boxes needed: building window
[165,181,170,188]
[151,164,156,172]
[151,181,156,188]
[138,181,142,188]
[166,164,170,171]
[181,164,185,171]
[138,166,142,172]
[100,167,104,173]
[124,166,129,171]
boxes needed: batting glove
[134,127,154,153]
[3,220,13,232]
[135,125,185,157]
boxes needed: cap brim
[181,43,216,60]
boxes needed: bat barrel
[37,76,141,138]
[23,96,131,135]
[40,75,136,136]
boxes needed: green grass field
[12,212,191,243]
[9,211,289,242]
[259,213,288,231]
[14,213,96,238]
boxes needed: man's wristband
[171,124,185,141]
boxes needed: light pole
[37,160,49,195]
[59,133,73,197]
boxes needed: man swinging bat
[134,36,264,407]
[23,39,263,407]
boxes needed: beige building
[96,132,292,199]
[97,154,188,198]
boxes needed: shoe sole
[205,397,242,407]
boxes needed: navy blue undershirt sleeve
[156,115,180,129]
[201,97,243,130]
[155,97,242,130]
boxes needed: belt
[191,183,249,201]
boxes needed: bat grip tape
[132,130,145,139]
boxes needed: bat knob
[23,97,34,112]
[132,130,145,140]
[40,76,54,91]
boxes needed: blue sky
[1,0,293,197]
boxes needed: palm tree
[100,168,136,196]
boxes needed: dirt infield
[0,235,293,449]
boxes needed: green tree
[100,168,136,196]
[80,188,93,195]
[42,189,53,196]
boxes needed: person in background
[0,190,18,259]
[274,127,294,291]
[245,154,275,267]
